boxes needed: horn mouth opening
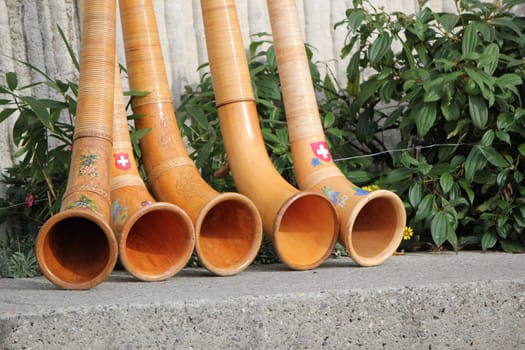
[36,212,118,289]
[195,194,263,276]
[119,204,195,281]
[274,192,338,270]
[346,190,406,266]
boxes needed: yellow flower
[403,226,414,240]
[361,184,380,192]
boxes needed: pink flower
[66,145,73,151]
[25,193,35,208]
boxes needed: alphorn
[35,0,118,289]
[201,0,339,270]
[110,60,195,281]
[119,0,262,276]
[267,0,406,266]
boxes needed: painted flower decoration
[25,193,35,208]
[361,184,380,192]
[403,226,414,240]
[78,153,99,178]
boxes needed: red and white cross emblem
[114,152,131,170]
[310,141,332,162]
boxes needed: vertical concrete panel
[163,1,201,104]
[331,0,351,87]
[303,1,334,82]
[0,0,15,182]
[247,0,271,39]
[191,0,209,77]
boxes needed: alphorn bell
[267,0,406,266]
[119,0,262,276]
[201,0,339,270]
[35,0,118,289]
[110,60,195,281]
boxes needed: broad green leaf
[476,22,495,42]
[414,194,435,222]
[464,146,487,182]
[518,144,525,156]
[414,102,437,137]
[437,13,459,33]
[349,78,384,117]
[400,151,419,168]
[186,105,209,129]
[323,74,337,101]
[462,23,478,55]
[124,90,150,97]
[385,167,416,183]
[20,96,52,129]
[447,230,459,252]
[130,127,151,142]
[323,112,335,129]
[440,172,454,193]
[480,130,495,146]
[497,113,515,130]
[495,130,511,145]
[459,179,475,204]
[368,31,390,67]
[441,100,461,121]
[408,182,424,208]
[423,77,444,102]
[347,10,365,31]
[6,72,18,90]
[479,146,511,167]
[492,17,524,37]
[480,43,499,75]
[0,108,17,123]
[346,170,372,184]
[468,95,488,128]
[496,73,523,89]
[346,51,360,82]
[514,171,523,184]
[379,80,396,103]
[431,211,451,247]
[401,68,431,82]
[356,113,373,143]
[500,240,525,253]
[481,232,497,250]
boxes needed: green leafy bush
[332,0,525,251]
[0,59,77,277]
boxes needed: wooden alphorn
[35,0,118,289]
[110,60,195,281]
[201,0,339,270]
[119,0,262,276]
[268,0,406,266]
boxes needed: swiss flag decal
[310,141,332,162]
[114,152,131,170]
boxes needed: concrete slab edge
[1,279,524,349]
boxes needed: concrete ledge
[1,252,524,349]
